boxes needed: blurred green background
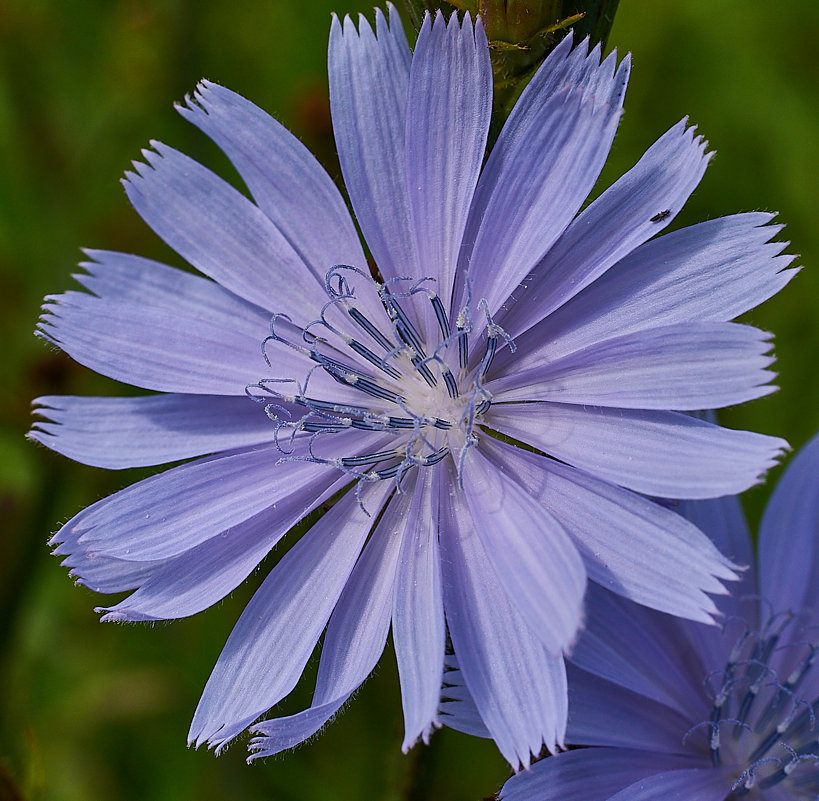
[1,1,817,799]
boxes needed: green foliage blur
[0,1,817,799]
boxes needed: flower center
[247,265,512,487]
[685,612,819,798]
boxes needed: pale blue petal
[490,323,776,410]
[392,468,445,749]
[38,290,280,396]
[71,250,374,402]
[499,119,712,339]
[405,11,491,316]
[123,143,328,319]
[50,445,290,560]
[247,700,353,761]
[461,446,586,654]
[755,436,819,697]
[500,748,698,801]
[490,34,628,158]
[76,250,272,328]
[176,82,392,333]
[488,404,787,498]
[439,466,568,767]
[177,81,366,281]
[38,259,363,402]
[312,486,406,702]
[51,429,385,562]
[30,394,278,468]
[567,665,699,753]
[675,492,757,661]
[188,480,393,751]
[97,473,351,621]
[438,656,490,738]
[462,90,623,320]
[60,551,167,595]
[570,585,709,718]
[762,786,807,801]
[460,40,628,319]
[608,768,734,801]
[479,437,737,623]
[329,7,418,285]
[759,431,819,622]
[677,494,753,576]
[504,214,796,372]
[247,482,405,758]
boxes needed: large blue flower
[500,431,819,798]
[32,6,793,767]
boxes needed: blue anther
[379,284,427,358]
[347,418,384,431]
[301,421,349,433]
[429,293,451,339]
[346,375,404,404]
[478,334,497,382]
[476,298,516,382]
[345,337,401,379]
[442,368,459,399]
[342,449,402,467]
[457,327,468,369]
[347,306,396,352]
[412,447,448,467]
[374,462,403,479]
[412,355,438,387]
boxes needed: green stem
[400,740,440,801]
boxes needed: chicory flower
[32,6,793,767]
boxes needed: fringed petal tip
[400,3,488,42]
[331,2,402,40]
[400,718,440,754]
[35,314,59,345]
[725,431,790,496]
[175,86,208,118]
[244,715,325,763]
[121,142,167,190]
[187,77,222,100]
[764,433,792,462]
[667,115,711,156]
[95,606,159,624]
[47,531,65,550]
[28,397,64,446]
[26,429,47,453]
[242,703,352,763]
[712,559,746,592]
[187,719,247,756]
[245,734,267,763]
